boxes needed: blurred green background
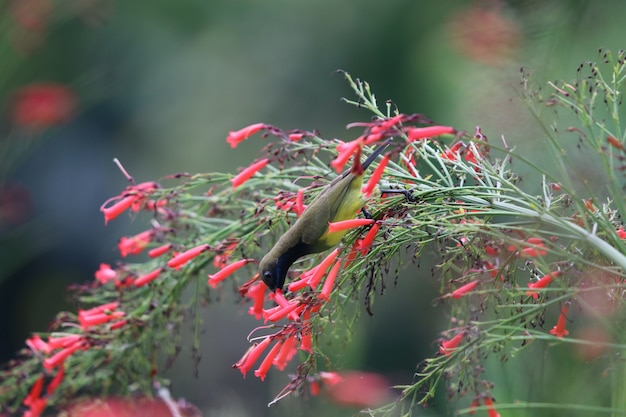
[1,0,625,415]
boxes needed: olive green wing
[300,173,355,246]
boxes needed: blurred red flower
[322,371,390,409]
[11,83,76,130]
[9,0,51,32]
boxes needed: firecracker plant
[3,50,626,416]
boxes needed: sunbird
[259,142,391,292]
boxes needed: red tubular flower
[269,289,300,320]
[300,330,313,353]
[319,371,343,386]
[484,245,498,256]
[617,228,626,239]
[527,271,562,299]
[483,261,500,280]
[358,223,380,255]
[287,265,312,292]
[109,320,128,330]
[254,340,283,381]
[440,332,464,355]
[295,189,306,216]
[441,142,465,161]
[118,230,153,257]
[12,83,76,130]
[331,137,363,172]
[378,114,406,130]
[208,259,253,288]
[47,334,83,350]
[520,246,547,257]
[310,380,321,396]
[405,125,455,142]
[265,301,303,322]
[226,123,267,148]
[246,281,267,320]
[271,288,290,308]
[231,158,270,188]
[134,268,164,287]
[79,311,125,330]
[525,237,545,245]
[288,132,305,142]
[483,397,501,417]
[167,244,209,269]
[308,248,340,289]
[510,237,547,257]
[362,154,389,198]
[275,196,295,212]
[549,304,570,338]
[129,181,160,194]
[47,365,65,395]
[43,340,85,371]
[363,131,384,145]
[468,398,480,415]
[343,239,362,267]
[94,263,117,285]
[273,335,298,371]
[78,302,124,329]
[213,241,238,268]
[287,275,311,292]
[26,335,51,354]
[100,182,160,222]
[233,337,273,377]
[451,280,480,299]
[465,147,478,164]
[23,376,44,408]
[327,218,375,233]
[101,195,137,225]
[261,304,281,319]
[23,375,48,417]
[24,397,47,417]
[148,243,172,258]
[319,259,342,301]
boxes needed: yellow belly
[317,182,364,248]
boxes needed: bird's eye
[263,271,273,280]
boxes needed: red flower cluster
[100,181,162,224]
[232,321,309,381]
[78,302,126,330]
[214,231,386,379]
[21,369,64,417]
[210,217,383,384]
[21,295,134,415]
[274,189,306,216]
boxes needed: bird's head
[259,255,286,292]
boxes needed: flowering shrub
[3,51,626,416]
